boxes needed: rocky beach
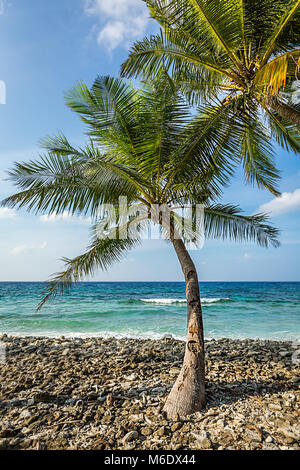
[0,334,299,451]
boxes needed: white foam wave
[141,298,186,304]
[140,297,229,305]
[0,330,186,341]
[202,297,230,304]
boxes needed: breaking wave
[140,297,230,305]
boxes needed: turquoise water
[0,282,299,341]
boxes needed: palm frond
[147,0,243,66]
[204,204,280,248]
[121,30,237,84]
[260,0,300,67]
[37,235,139,311]
[239,115,281,196]
[1,148,141,217]
[264,107,300,153]
[256,49,300,96]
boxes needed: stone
[197,437,212,450]
[245,425,263,442]
[19,409,32,420]
[156,427,168,437]
[171,422,182,432]
[219,428,235,446]
[278,425,300,442]
[262,443,279,450]
[268,403,282,411]
[141,427,153,436]
[191,430,208,440]
[0,335,298,450]
[0,439,8,450]
[279,351,291,358]
[33,392,53,404]
[0,428,18,438]
[122,431,138,444]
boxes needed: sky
[0,0,299,282]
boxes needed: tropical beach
[0,282,299,450]
[1,0,300,455]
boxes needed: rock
[0,427,18,438]
[19,409,32,420]
[196,437,212,450]
[151,387,166,394]
[8,399,23,407]
[279,351,291,358]
[33,392,53,404]
[171,422,182,432]
[141,427,153,436]
[106,394,113,406]
[268,403,282,411]
[191,430,208,440]
[0,335,298,450]
[65,398,76,405]
[22,345,38,353]
[97,396,106,403]
[262,443,279,450]
[278,425,300,442]
[122,382,132,391]
[122,431,138,444]
[24,415,39,426]
[156,427,168,437]
[129,414,144,423]
[218,428,235,446]
[216,419,226,428]
[0,439,8,450]
[245,425,263,442]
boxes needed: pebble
[122,431,139,443]
[0,335,298,450]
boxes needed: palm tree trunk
[268,96,300,128]
[163,238,206,419]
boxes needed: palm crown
[122,0,300,157]
[2,76,279,310]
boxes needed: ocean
[0,282,299,341]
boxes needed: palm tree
[121,0,300,156]
[1,76,280,418]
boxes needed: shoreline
[0,335,299,450]
[0,332,298,342]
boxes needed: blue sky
[0,0,299,282]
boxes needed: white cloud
[257,188,300,217]
[84,0,149,50]
[0,207,17,219]
[10,241,48,256]
[40,211,92,225]
[0,1,10,15]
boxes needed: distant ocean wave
[140,297,230,305]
